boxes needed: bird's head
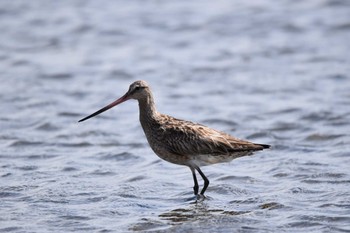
[126,80,150,100]
[78,80,150,122]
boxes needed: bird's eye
[135,86,145,91]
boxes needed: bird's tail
[256,143,271,149]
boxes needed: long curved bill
[78,93,129,122]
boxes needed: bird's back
[140,113,270,166]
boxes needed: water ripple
[0,0,349,232]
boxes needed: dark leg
[195,166,210,195]
[190,167,199,195]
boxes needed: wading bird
[79,80,270,198]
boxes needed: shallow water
[1,0,350,232]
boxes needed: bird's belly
[148,140,254,167]
[189,152,253,167]
[149,144,189,166]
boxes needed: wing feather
[157,115,266,156]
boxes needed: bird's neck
[138,92,159,124]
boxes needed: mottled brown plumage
[79,80,270,197]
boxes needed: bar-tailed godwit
[79,80,270,198]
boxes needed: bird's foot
[196,194,206,202]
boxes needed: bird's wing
[158,115,266,156]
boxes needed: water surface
[1,0,350,232]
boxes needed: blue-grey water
[1,0,350,232]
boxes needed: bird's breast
[140,121,188,166]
